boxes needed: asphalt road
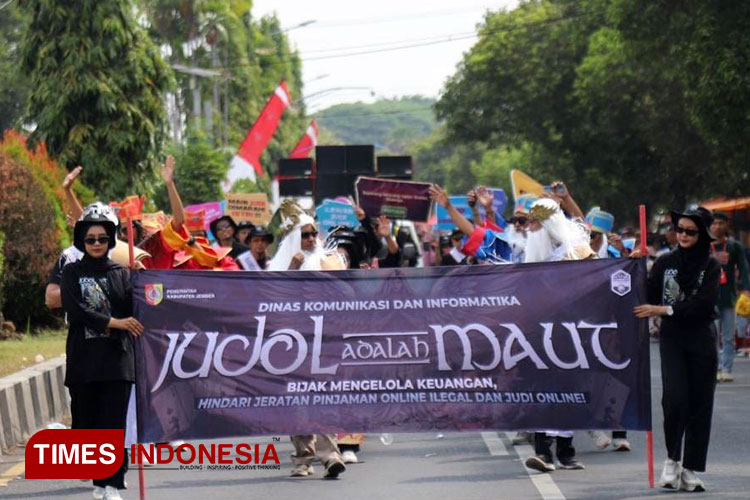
[2,342,749,500]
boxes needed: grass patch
[0,328,67,377]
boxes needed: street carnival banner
[133,258,651,443]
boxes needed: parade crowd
[47,158,749,500]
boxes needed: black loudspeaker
[377,156,412,179]
[315,174,357,205]
[345,145,375,175]
[279,178,314,197]
[279,158,314,177]
[315,145,347,175]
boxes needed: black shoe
[558,457,585,470]
[324,460,346,479]
[525,455,555,473]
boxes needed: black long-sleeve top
[647,250,721,338]
[60,255,135,386]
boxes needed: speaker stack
[314,145,375,204]
[376,156,413,180]
[278,158,314,197]
[277,146,414,203]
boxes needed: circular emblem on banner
[145,283,164,306]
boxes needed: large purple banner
[133,259,650,443]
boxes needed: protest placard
[315,200,360,236]
[435,189,508,232]
[225,193,272,225]
[355,177,432,221]
[510,169,544,201]
[185,201,225,239]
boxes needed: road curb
[0,357,68,456]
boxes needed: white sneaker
[680,468,705,492]
[290,464,314,477]
[588,431,611,449]
[612,438,631,451]
[659,459,681,489]
[341,450,358,464]
[103,486,123,500]
[93,486,105,500]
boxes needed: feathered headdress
[529,199,559,222]
[277,199,310,240]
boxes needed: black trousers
[533,433,575,463]
[659,333,717,472]
[69,381,132,489]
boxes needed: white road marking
[480,431,508,456]
[508,436,567,500]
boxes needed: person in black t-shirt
[635,207,721,492]
[61,206,144,500]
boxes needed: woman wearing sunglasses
[60,206,144,500]
[634,207,721,492]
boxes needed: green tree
[152,128,229,208]
[470,145,539,198]
[20,0,173,200]
[0,1,29,131]
[609,0,750,197]
[435,0,750,223]
[142,2,306,180]
[410,126,479,194]
[230,176,272,198]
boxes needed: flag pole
[127,217,135,269]
[639,204,655,488]
[125,214,146,498]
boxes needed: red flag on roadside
[227,81,292,186]
[289,120,319,159]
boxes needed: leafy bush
[0,152,61,327]
[0,130,95,248]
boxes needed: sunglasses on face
[675,226,699,237]
[84,236,110,245]
[216,223,232,231]
[510,217,529,225]
[301,231,319,239]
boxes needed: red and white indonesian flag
[289,120,319,159]
[227,81,292,187]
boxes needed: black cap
[237,221,256,232]
[209,215,237,240]
[670,207,716,241]
[249,225,274,243]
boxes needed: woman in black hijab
[61,205,144,500]
[634,207,721,492]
